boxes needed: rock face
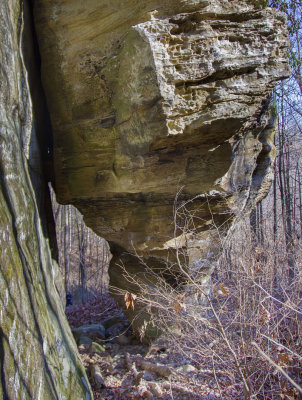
[33,0,289,331]
[0,0,92,398]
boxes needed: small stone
[89,364,106,389]
[176,364,196,373]
[72,323,106,341]
[88,342,105,354]
[149,382,163,397]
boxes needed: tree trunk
[0,0,92,397]
[79,220,87,303]
[64,206,70,294]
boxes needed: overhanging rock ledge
[34,0,290,336]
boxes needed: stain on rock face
[34,0,289,334]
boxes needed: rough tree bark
[0,1,92,398]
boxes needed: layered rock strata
[34,0,289,333]
[0,0,92,397]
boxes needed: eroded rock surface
[34,0,289,332]
[0,0,92,397]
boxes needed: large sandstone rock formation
[0,0,290,395]
[0,0,92,398]
[33,0,289,329]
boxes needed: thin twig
[253,282,302,316]
[260,333,302,362]
[252,341,302,394]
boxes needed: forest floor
[66,296,228,400]
[66,293,302,400]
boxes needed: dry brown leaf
[255,247,264,254]
[213,283,219,295]
[277,351,293,366]
[124,292,137,310]
[219,282,229,296]
[281,387,297,400]
[173,300,187,314]
[259,308,270,323]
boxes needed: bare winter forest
[52,1,302,398]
